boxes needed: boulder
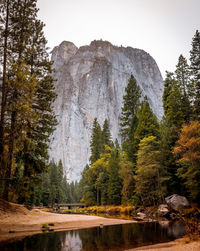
[165,194,189,211]
[136,212,147,220]
[158,204,170,217]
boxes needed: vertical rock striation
[49,40,164,181]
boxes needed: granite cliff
[49,40,163,181]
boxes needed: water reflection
[0,221,185,251]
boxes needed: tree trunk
[0,0,10,178]
[3,106,16,200]
[97,187,100,206]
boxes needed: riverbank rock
[158,204,170,217]
[136,212,147,220]
[165,194,189,211]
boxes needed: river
[0,221,185,251]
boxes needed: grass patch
[63,205,136,217]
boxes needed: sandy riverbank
[0,207,135,244]
[127,238,200,250]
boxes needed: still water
[1,221,185,251]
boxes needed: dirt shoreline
[127,238,200,250]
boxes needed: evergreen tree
[120,74,141,162]
[107,148,122,205]
[102,119,113,148]
[175,55,192,122]
[91,146,111,205]
[190,30,200,120]
[134,97,160,144]
[80,145,122,206]
[30,160,71,206]
[161,72,185,195]
[80,164,98,206]
[175,55,191,93]
[119,152,135,205]
[63,176,71,203]
[40,172,51,206]
[135,136,165,206]
[90,118,103,164]
[56,160,65,203]
[114,138,120,149]
[0,0,56,201]
[0,0,12,176]
[120,74,141,140]
[49,161,58,204]
[7,60,39,201]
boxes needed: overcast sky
[37,0,200,78]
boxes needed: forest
[78,48,200,206]
[0,0,200,208]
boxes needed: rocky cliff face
[49,40,164,181]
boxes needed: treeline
[79,30,200,206]
[0,0,57,202]
[28,161,81,206]
[79,119,122,205]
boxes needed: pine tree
[0,0,11,176]
[80,164,98,206]
[6,60,39,201]
[92,146,111,205]
[0,0,57,201]
[119,152,135,205]
[90,118,103,164]
[175,55,192,122]
[102,119,113,149]
[120,75,141,140]
[107,148,122,205]
[161,72,185,195]
[134,97,160,144]
[120,75,141,162]
[114,138,120,149]
[190,30,200,120]
[63,176,70,203]
[175,55,191,93]
[40,172,51,206]
[56,160,65,203]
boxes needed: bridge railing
[53,203,85,210]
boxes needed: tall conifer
[134,97,160,144]
[0,0,56,201]
[120,75,141,140]
[90,118,103,164]
[135,136,164,205]
[175,55,192,122]
[120,75,141,162]
[161,72,185,195]
[102,119,113,149]
[190,30,200,120]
